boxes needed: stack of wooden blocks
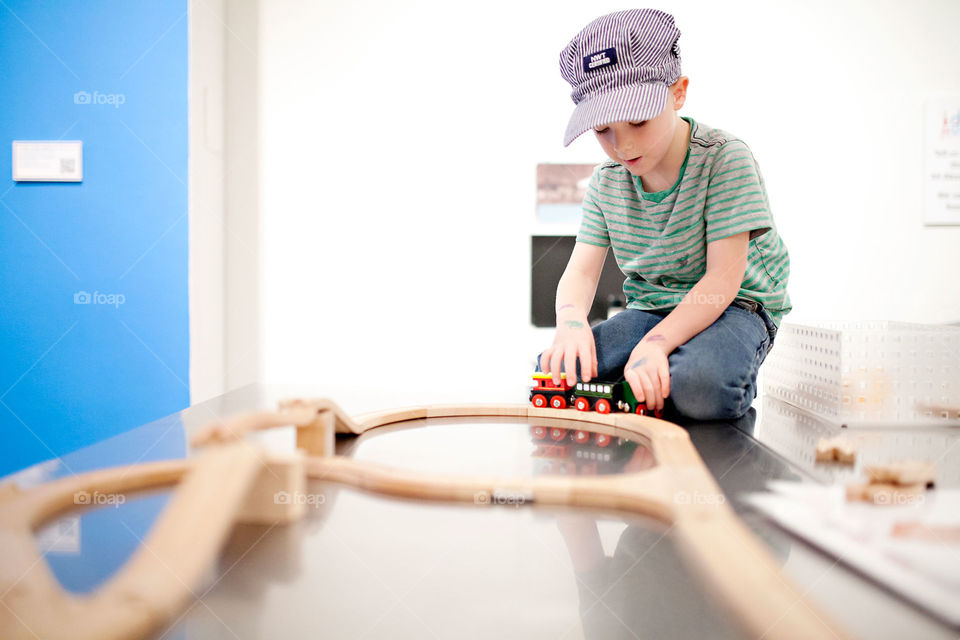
[846,461,937,505]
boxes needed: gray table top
[10,384,959,640]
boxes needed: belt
[730,298,759,314]
[730,298,778,350]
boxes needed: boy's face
[591,77,688,177]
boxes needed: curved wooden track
[0,399,851,640]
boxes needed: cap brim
[563,83,669,147]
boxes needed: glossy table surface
[8,384,959,640]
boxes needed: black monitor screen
[531,236,627,328]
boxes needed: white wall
[189,0,263,403]
[223,0,263,393]
[188,0,226,403]
[238,0,960,401]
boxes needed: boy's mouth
[624,156,642,166]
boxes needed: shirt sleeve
[575,165,611,248]
[703,140,774,243]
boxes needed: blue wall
[0,1,190,476]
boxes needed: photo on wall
[532,163,626,328]
[536,163,595,224]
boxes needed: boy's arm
[555,241,607,320]
[643,231,750,353]
[541,242,608,385]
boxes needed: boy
[538,9,791,420]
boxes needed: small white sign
[12,140,83,182]
[924,97,960,225]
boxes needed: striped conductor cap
[559,9,682,147]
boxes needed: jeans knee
[669,363,751,420]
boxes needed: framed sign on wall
[924,96,960,226]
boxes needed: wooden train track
[0,399,851,639]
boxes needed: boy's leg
[592,309,668,380]
[536,309,665,380]
[666,305,773,420]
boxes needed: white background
[190,0,960,404]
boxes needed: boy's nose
[613,135,635,156]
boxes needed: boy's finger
[590,337,598,379]
[564,350,578,387]
[659,363,671,400]
[549,349,564,385]
[578,344,592,382]
[625,369,644,404]
[539,349,551,373]
[638,370,659,412]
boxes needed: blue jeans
[536,302,778,420]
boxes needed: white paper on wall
[924,97,960,225]
[12,140,83,182]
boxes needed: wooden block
[863,461,936,487]
[863,482,926,506]
[236,451,306,525]
[278,397,361,434]
[814,436,856,465]
[847,481,926,505]
[815,439,836,463]
[864,466,894,484]
[834,445,856,465]
[295,410,335,457]
[845,482,870,502]
[894,461,936,486]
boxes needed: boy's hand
[624,337,671,413]
[540,311,598,387]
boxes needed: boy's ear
[671,76,689,109]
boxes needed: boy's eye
[593,121,644,134]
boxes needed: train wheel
[635,405,646,416]
[654,409,663,419]
[595,399,611,414]
[531,394,547,408]
[575,397,590,412]
[550,428,567,441]
[574,430,590,444]
[595,434,611,447]
[550,395,567,409]
[532,426,547,440]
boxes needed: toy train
[529,373,663,418]
[529,424,638,475]
[531,423,614,448]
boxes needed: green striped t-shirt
[576,116,792,327]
